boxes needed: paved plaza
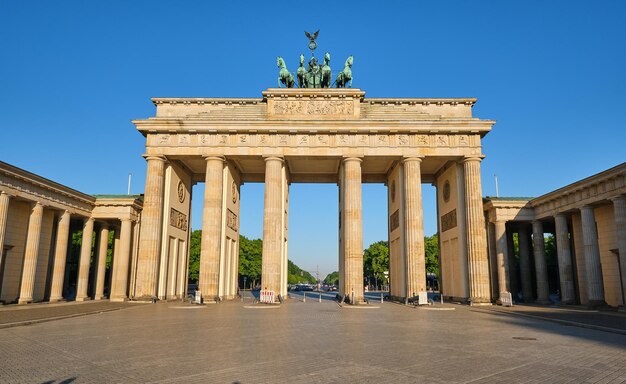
[1,297,625,383]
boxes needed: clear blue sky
[1,1,625,279]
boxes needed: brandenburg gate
[131,87,496,304]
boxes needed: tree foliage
[363,240,389,286]
[424,234,439,275]
[287,260,316,284]
[239,235,262,287]
[324,271,339,286]
[188,230,202,283]
[362,235,440,286]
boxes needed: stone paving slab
[0,300,140,327]
[470,304,626,335]
[1,300,625,383]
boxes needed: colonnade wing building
[0,88,624,309]
[0,161,143,304]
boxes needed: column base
[469,297,492,306]
[133,295,158,303]
[586,300,608,310]
[18,298,33,305]
[110,296,129,302]
[48,296,64,303]
[75,296,91,302]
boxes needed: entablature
[0,161,95,216]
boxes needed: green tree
[188,230,202,283]
[239,235,262,288]
[424,233,439,275]
[324,271,339,286]
[287,260,316,284]
[363,240,389,287]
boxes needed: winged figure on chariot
[277,30,353,89]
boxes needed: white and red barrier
[260,290,275,303]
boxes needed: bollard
[319,291,322,303]
[351,290,354,305]
[303,291,306,303]
[380,292,383,304]
[440,293,443,305]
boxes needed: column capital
[142,154,167,163]
[0,191,12,198]
[462,155,485,164]
[120,217,134,223]
[32,201,44,210]
[554,212,567,219]
[402,156,424,164]
[342,156,363,164]
[579,204,594,213]
[609,195,625,203]
[263,156,284,163]
[204,155,226,163]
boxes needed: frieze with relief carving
[150,132,481,151]
[170,208,188,231]
[272,100,354,116]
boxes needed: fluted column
[341,157,364,304]
[199,156,225,300]
[135,155,166,299]
[580,205,606,307]
[555,214,576,304]
[532,220,550,303]
[49,211,71,302]
[261,157,284,298]
[403,157,426,298]
[0,192,10,278]
[111,219,133,301]
[463,157,490,303]
[94,224,109,300]
[494,220,510,296]
[75,217,94,301]
[518,225,533,302]
[18,202,44,304]
[486,223,497,299]
[611,196,626,306]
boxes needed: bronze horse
[277,56,295,88]
[335,55,353,88]
[321,52,331,88]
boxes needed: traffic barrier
[260,290,275,303]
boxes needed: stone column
[610,196,626,307]
[75,217,95,301]
[0,192,10,277]
[518,225,533,302]
[506,227,519,297]
[555,213,576,304]
[49,210,71,302]
[111,219,133,301]
[403,157,426,298]
[580,205,606,307]
[199,156,225,300]
[463,157,490,304]
[341,157,364,304]
[487,222,497,298]
[532,220,550,303]
[18,202,44,304]
[494,220,510,296]
[135,155,166,299]
[94,224,109,300]
[261,157,285,298]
